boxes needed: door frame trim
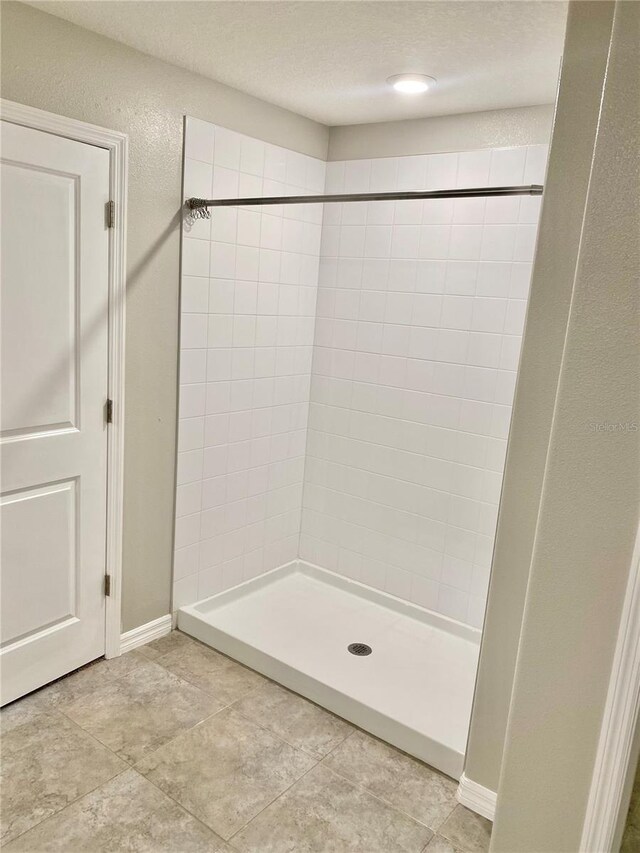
[1,99,128,659]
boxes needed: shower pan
[180,560,480,777]
[176,117,548,780]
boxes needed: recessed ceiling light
[387,74,436,94]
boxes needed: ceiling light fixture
[387,74,435,94]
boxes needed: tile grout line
[147,639,273,712]
[148,631,358,763]
[229,701,355,762]
[121,640,328,843]
[226,758,323,847]
[1,707,131,847]
[0,767,133,848]
[226,699,452,848]
[318,755,458,836]
[226,760,438,850]
[134,767,234,848]
[226,680,357,762]
[134,721,321,847]
[128,705,325,846]
[7,759,229,851]
[51,649,232,768]
[318,761,445,835]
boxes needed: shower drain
[348,643,372,656]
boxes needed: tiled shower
[175,116,546,628]
[175,117,326,607]
[300,147,545,627]
[174,115,547,776]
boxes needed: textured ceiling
[26,1,568,126]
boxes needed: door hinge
[104,573,112,597]
[106,398,113,424]
[106,200,115,229]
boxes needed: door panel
[1,163,78,436]
[1,480,78,645]
[0,120,110,704]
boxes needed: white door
[0,120,110,704]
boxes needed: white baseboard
[120,614,172,654]
[456,772,496,821]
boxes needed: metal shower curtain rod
[186,184,543,216]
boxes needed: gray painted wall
[0,2,555,636]
[491,1,639,846]
[328,104,554,160]
[0,1,328,632]
[464,0,616,795]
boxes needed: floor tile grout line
[126,698,306,794]
[318,757,457,835]
[51,643,243,765]
[0,772,132,848]
[431,799,460,835]
[1,740,130,849]
[1,645,346,762]
[147,632,277,710]
[152,663,264,710]
[42,634,267,775]
[153,660,278,720]
[132,767,233,848]
[229,697,355,762]
[322,725,357,756]
[150,630,358,761]
[54,703,158,772]
[36,649,173,718]
[130,712,323,846]
[227,760,436,850]
[226,758,323,846]
[421,836,446,853]
[178,645,359,762]
[6,764,229,851]
[60,696,231,769]
[320,760,441,828]
[0,651,148,731]
[144,640,359,762]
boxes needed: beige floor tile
[424,834,462,852]
[231,763,433,853]
[3,769,233,853]
[439,805,492,853]
[43,650,153,704]
[0,712,126,844]
[156,639,267,705]
[232,681,354,758]
[0,651,150,733]
[0,690,55,735]
[62,659,223,763]
[137,629,196,661]
[323,730,458,831]
[136,707,316,839]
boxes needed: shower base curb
[178,560,480,780]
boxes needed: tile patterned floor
[1,631,492,852]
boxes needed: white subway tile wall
[175,117,326,610]
[299,145,548,628]
[176,117,548,629]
